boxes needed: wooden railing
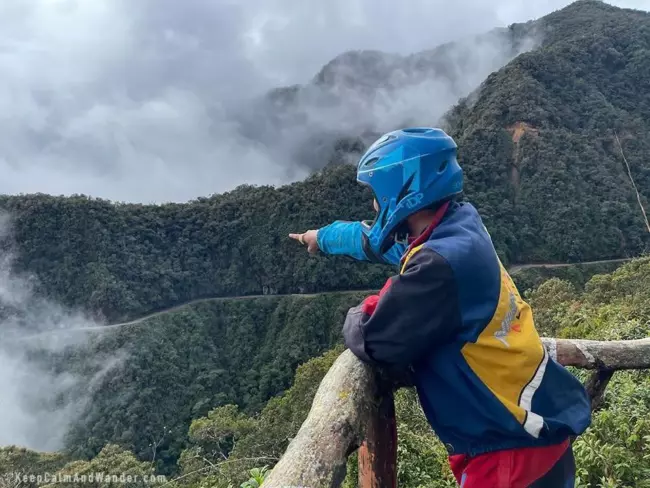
[262,338,650,488]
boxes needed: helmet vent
[363,157,380,168]
[403,128,431,134]
[438,160,449,173]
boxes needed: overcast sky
[0,0,647,203]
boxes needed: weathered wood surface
[357,390,397,488]
[262,349,387,488]
[263,338,650,488]
[544,337,650,369]
[584,369,616,411]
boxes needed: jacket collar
[401,200,451,263]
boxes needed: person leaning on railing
[290,127,591,487]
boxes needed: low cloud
[0,0,646,202]
[0,213,122,451]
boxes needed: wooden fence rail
[262,338,650,488]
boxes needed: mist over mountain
[0,1,648,480]
[231,24,540,173]
[0,0,646,203]
[0,214,123,452]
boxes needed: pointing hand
[289,230,319,255]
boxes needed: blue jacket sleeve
[342,247,462,367]
[316,221,405,265]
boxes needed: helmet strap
[394,232,409,246]
[393,222,410,246]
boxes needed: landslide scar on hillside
[506,122,539,203]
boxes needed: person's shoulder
[450,200,481,221]
[402,244,454,278]
[430,202,491,252]
[426,202,500,281]
[404,244,449,266]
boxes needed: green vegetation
[61,294,364,473]
[529,258,650,487]
[0,4,648,323]
[0,447,68,488]
[4,257,642,487]
[0,174,388,322]
[41,445,159,488]
[511,260,628,297]
[174,347,344,487]
[445,0,650,264]
[0,2,649,487]
[0,445,160,488]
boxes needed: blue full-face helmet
[357,127,463,257]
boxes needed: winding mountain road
[506,258,631,274]
[9,258,633,342]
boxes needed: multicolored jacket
[318,201,591,456]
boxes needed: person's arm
[289,221,406,265]
[342,246,462,367]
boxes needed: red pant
[449,439,573,487]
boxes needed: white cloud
[0,214,123,451]
[0,0,646,203]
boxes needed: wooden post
[262,350,380,488]
[585,369,615,411]
[358,390,397,488]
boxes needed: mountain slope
[55,292,364,472]
[0,0,648,322]
[235,22,539,173]
[0,167,390,321]
[445,0,650,262]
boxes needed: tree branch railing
[262,338,650,488]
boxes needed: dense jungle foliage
[0,1,648,323]
[1,261,613,477]
[3,258,649,487]
[510,260,626,294]
[445,0,650,265]
[55,292,366,474]
[0,2,649,487]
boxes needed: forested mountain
[445,0,650,263]
[0,169,388,322]
[234,21,539,172]
[0,1,648,324]
[3,257,650,486]
[59,292,365,472]
[0,1,649,485]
